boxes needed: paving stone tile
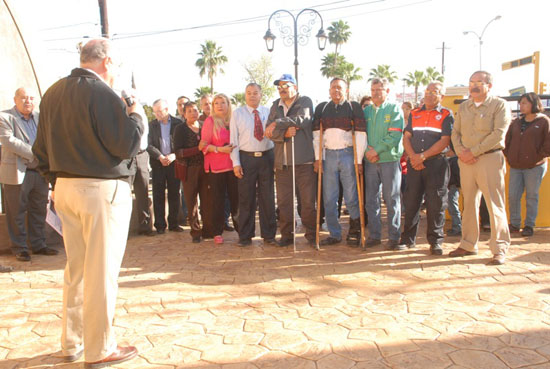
[285,341,331,361]
[459,321,509,336]
[141,345,201,366]
[537,344,550,359]
[220,363,257,369]
[332,339,381,362]
[316,353,356,369]
[384,349,452,369]
[376,340,420,358]
[348,328,390,341]
[252,350,315,369]
[244,320,284,334]
[494,346,548,368]
[303,324,350,343]
[223,332,264,345]
[499,332,550,349]
[449,349,510,369]
[260,330,308,350]
[299,307,350,324]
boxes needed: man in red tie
[230,83,277,246]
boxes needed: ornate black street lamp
[263,8,327,85]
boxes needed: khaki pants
[55,178,132,362]
[458,151,510,255]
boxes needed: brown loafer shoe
[448,247,477,257]
[84,346,138,369]
[486,254,505,265]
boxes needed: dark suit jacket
[147,115,183,167]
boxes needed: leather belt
[241,149,272,158]
[481,148,502,156]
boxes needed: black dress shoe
[320,237,341,246]
[238,238,252,247]
[156,229,166,234]
[263,238,276,245]
[387,240,406,251]
[34,247,59,256]
[277,238,293,247]
[430,244,443,255]
[16,251,31,261]
[192,236,201,243]
[169,226,184,233]
[224,224,235,232]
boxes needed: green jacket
[364,101,404,163]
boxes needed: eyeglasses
[424,90,441,96]
[469,81,487,87]
[277,83,294,90]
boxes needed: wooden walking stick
[315,122,323,250]
[351,120,366,249]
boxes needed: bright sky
[13,0,550,111]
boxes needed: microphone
[121,89,135,107]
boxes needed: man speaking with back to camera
[33,38,144,368]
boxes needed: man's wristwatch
[214,146,218,153]
[420,153,426,161]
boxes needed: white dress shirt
[230,105,273,167]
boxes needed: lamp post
[463,15,501,69]
[263,8,328,86]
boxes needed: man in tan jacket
[450,71,512,265]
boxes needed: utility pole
[98,0,109,38]
[436,42,450,75]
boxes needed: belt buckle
[254,152,262,157]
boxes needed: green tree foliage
[243,55,276,105]
[231,92,245,107]
[194,86,213,101]
[327,20,351,64]
[320,53,362,100]
[195,40,228,92]
[424,66,445,82]
[142,104,155,123]
[404,70,429,103]
[368,64,398,83]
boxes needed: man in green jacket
[363,78,404,249]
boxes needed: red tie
[253,109,263,142]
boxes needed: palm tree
[404,70,429,103]
[195,40,228,92]
[327,20,351,65]
[339,62,362,100]
[368,64,398,83]
[424,66,445,83]
[231,93,245,107]
[194,86,213,101]
[320,52,346,79]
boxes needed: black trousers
[202,171,238,238]
[275,164,316,241]
[401,155,449,246]
[130,151,151,233]
[151,162,180,231]
[3,170,49,254]
[237,151,277,241]
[181,165,207,238]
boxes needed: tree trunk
[414,85,419,104]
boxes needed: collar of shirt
[13,107,36,122]
[278,95,298,116]
[419,103,444,113]
[467,95,491,108]
[83,68,112,90]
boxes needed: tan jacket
[0,107,37,185]
[451,95,511,157]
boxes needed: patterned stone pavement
[1,217,550,369]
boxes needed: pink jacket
[201,116,233,173]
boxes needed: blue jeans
[448,184,461,232]
[323,147,360,239]
[364,160,401,241]
[508,161,547,228]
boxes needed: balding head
[79,38,117,87]
[13,87,35,119]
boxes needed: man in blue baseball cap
[265,74,316,247]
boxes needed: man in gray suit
[0,87,58,261]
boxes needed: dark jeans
[237,151,277,241]
[3,170,49,254]
[275,164,316,241]
[401,156,449,246]
[151,162,180,231]
[203,171,238,237]
[130,151,151,233]
[181,165,207,238]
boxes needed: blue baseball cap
[274,74,296,86]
